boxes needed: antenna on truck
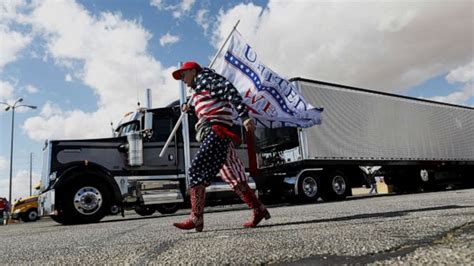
[145,88,152,108]
[110,121,115,137]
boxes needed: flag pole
[159,20,240,157]
[209,20,240,68]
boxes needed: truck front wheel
[61,178,111,224]
[50,214,65,224]
[134,206,155,216]
[156,203,180,214]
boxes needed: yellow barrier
[376,180,393,194]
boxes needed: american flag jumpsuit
[187,68,250,188]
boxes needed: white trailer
[254,78,473,201]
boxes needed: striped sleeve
[208,72,249,120]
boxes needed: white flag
[214,31,323,128]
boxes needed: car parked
[0,197,10,225]
[11,195,39,222]
[11,185,41,223]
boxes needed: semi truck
[38,78,474,224]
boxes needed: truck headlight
[49,172,57,181]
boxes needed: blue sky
[0,0,473,200]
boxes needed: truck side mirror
[144,112,153,131]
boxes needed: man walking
[172,61,270,232]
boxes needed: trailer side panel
[297,79,474,161]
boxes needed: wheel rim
[332,175,346,195]
[110,205,120,215]
[302,176,318,198]
[28,210,38,221]
[420,170,429,182]
[74,186,102,215]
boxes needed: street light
[0,98,37,204]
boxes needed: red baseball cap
[172,61,202,80]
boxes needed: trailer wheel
[462,167,474,188]
[321,171,349,201]
[297,174,321,203]
[22,208,39,222]
[61,178,111,224]
[419,169,436,191]
[156,203,180,214]
[134,206,155,216]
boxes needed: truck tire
[321,171,349,201]
[61,178,111,224]
[50,214,65,224]
[297,174,321,203]
[134,206,155,216]
[22,208,39,222]
[419,169,436,191]
[462,168,474,188]
[156,203,179,214]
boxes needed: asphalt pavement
[0,189,473,264]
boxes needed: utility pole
[29,152,33,196]
[1,98,37,203]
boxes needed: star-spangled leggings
[189,130,248,188]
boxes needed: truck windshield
[115,111,141,137]
[117,122,139,137]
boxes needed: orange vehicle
[11,185,40,222]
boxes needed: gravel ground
[373,222,473,265]
[0,189,472,264]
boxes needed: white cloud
[0,156,7,171]
[377,9,417,32]
[159,32,180,46]
[25,84,38,94]
[195,9,210,34]
[0,1,31,69]
[0,169,40,202]
[212,1,473,93]
[65,73,72,82]
[23,105,117,141]
[39,101,62,117]
[0,27,31,70]
[428,83,474,106]
[446,61,474,84]
[150,0,196,18]
[0,0,28,24]
[150,0,163,9]
[174,0,195,18]
[0,80,37,114]
[427,61,474,106]
[17,0,179,141]
[0,80,14,101]
[212,3,262,49]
